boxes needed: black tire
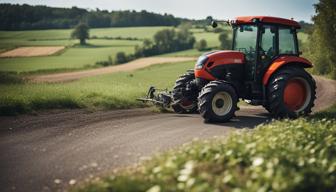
[171,70,198,114]
[267,67,316,118]
[262,103,271,113]
[198,81,238,122]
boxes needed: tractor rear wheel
[172,70,198,114]
[267,67,316,118]
[198,81,238,122]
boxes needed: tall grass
[0,61,195,115]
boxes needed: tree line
[306,0,336,79]
[95,26,197,66]
[0,3,184,30]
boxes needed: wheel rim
[283,77,311,112]
[211,91,233,116]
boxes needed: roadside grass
[74,104,336,192]
[0,72,24,84]
[0,61,194,115]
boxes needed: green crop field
[0,61,194,115]
[194,32,221,48]
[0,26,171,49]
[0,42,138,72]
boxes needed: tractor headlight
[195,55,208,69]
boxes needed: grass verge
[74,105,336,192]
[0,61,194,115]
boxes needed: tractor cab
[232,16,300,83]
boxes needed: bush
[115,52,128,64]
[307,0,336,79]
[76,105,336,192]
[213,27,224,33]
[219,32,231,49]
[194,39,208,51]
[95,56,113,66]
[135,28,195,57]
[0,72,24,84]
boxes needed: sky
[0,0,318,22]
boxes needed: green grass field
[75,104,336,192]
[0,61,194,115]
[0,26,171,49]
[0,42,138,72]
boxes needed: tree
[195,39,208,51]
[135,28,195,57]
[219,32,231,49]
[308,0,336,79]
[115,52,128,64]
[154,29,176,53]
[71,23,89,45]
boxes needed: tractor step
[243,99,263,106]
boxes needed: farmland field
[0,26,171,49]
[0,46,65,57]
[0,43,137,72]
[0,26,171,73]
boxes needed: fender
[262,56,313,85]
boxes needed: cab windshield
[233,25,258,61]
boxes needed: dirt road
[30,57,197,83]
[0,76,335,192]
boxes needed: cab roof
[235,16,301,28]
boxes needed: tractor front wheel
[172,70,198,114]
[198,81,238,122]
[267,67,316,118]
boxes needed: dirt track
[30,57,197,83]
[0,76,335,192]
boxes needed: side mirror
[211,21,218,28]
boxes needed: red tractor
[140,16,316,122]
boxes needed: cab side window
[279,28,297,54]
[260,26,276,63]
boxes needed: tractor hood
[195,50,245,80]
[195,50,245,70]
[205,50,245,66]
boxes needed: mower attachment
[137,86,173,108]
